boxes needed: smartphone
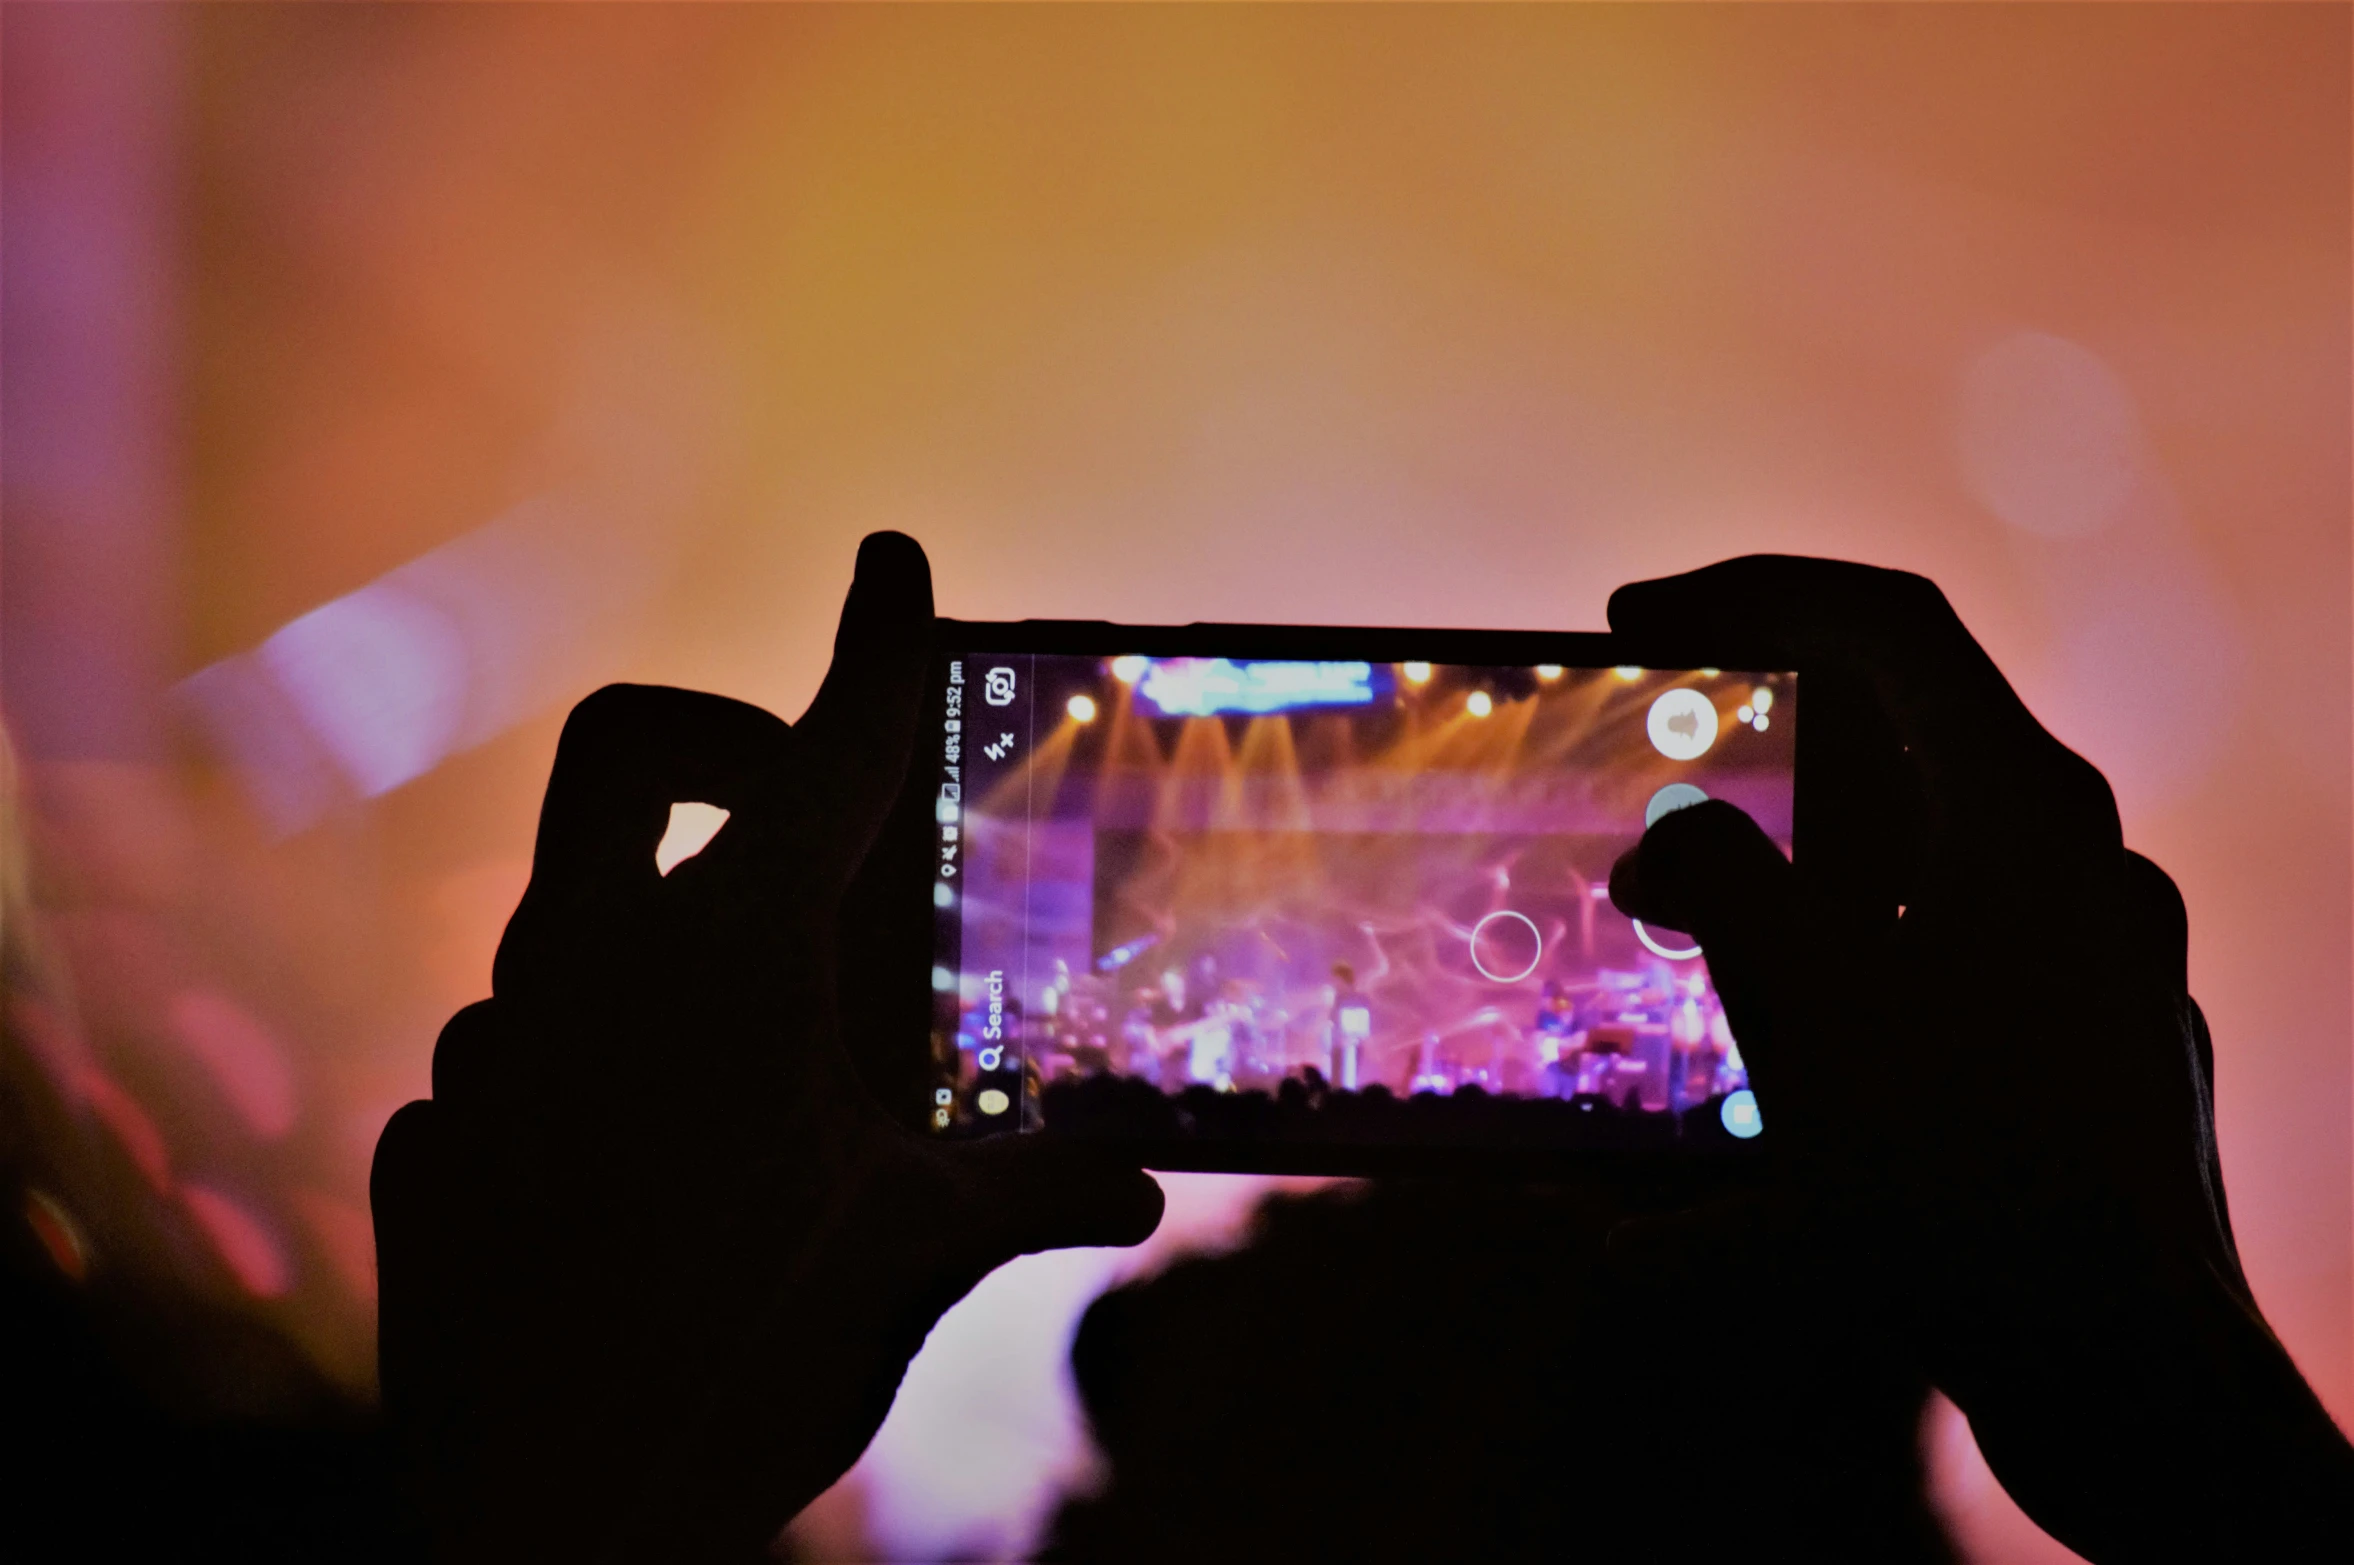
[902,621,1796,1175]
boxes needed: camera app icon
[983,666,1018,707]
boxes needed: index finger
[1609,556,2117,850]
[527,683,793,902]
[497,683,792,994]
[755,531,936,895]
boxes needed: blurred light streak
[165,988,298,1140]
[178,496,664,834]
[0,4,183,765]
[73,1065,173,1193]
[23,1190,92,1283]
[178,1183,292,1299]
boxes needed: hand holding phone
[1606,556,2354,1561]
[371,536,1162,1562]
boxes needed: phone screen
[924,645,1794,1159]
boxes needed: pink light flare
[179,1183,292,1299]
[166,988,298,1140]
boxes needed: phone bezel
[888,617,1803,1178]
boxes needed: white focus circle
[1469,910,1544,983]
[1646,688,1719,761]
[1632,919,1703,961]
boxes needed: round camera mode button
[1646,688,1719,762]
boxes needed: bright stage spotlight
[1067,694,1099,723]
[1613,665,1644,681]
[1401,661,1433,685]
[1110,655,1147,684]
[1466,690,1494,718]
[1534,664,1564,682]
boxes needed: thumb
[950,1136,1166,1261]
[1611,799,1804,1108]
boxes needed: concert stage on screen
[924,652,1795,1154]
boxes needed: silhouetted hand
[1606,557,2351,1561]
[371,534,1163,1563]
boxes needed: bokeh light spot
[24,1189,89,1282]
[1957,331,2144,539]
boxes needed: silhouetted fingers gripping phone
[1602,556,2353,1562]
[375,535,1162,1564]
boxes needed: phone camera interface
[926,656,1794,1153]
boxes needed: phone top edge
[933,618,1798,673]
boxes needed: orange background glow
[4,8,2345,1561]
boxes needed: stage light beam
[1534,664,1563,682]
[1110,656,1147,684]
[1402,661,1433,685]
[1067,694,1098,723]
[1466,691,1493,718]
